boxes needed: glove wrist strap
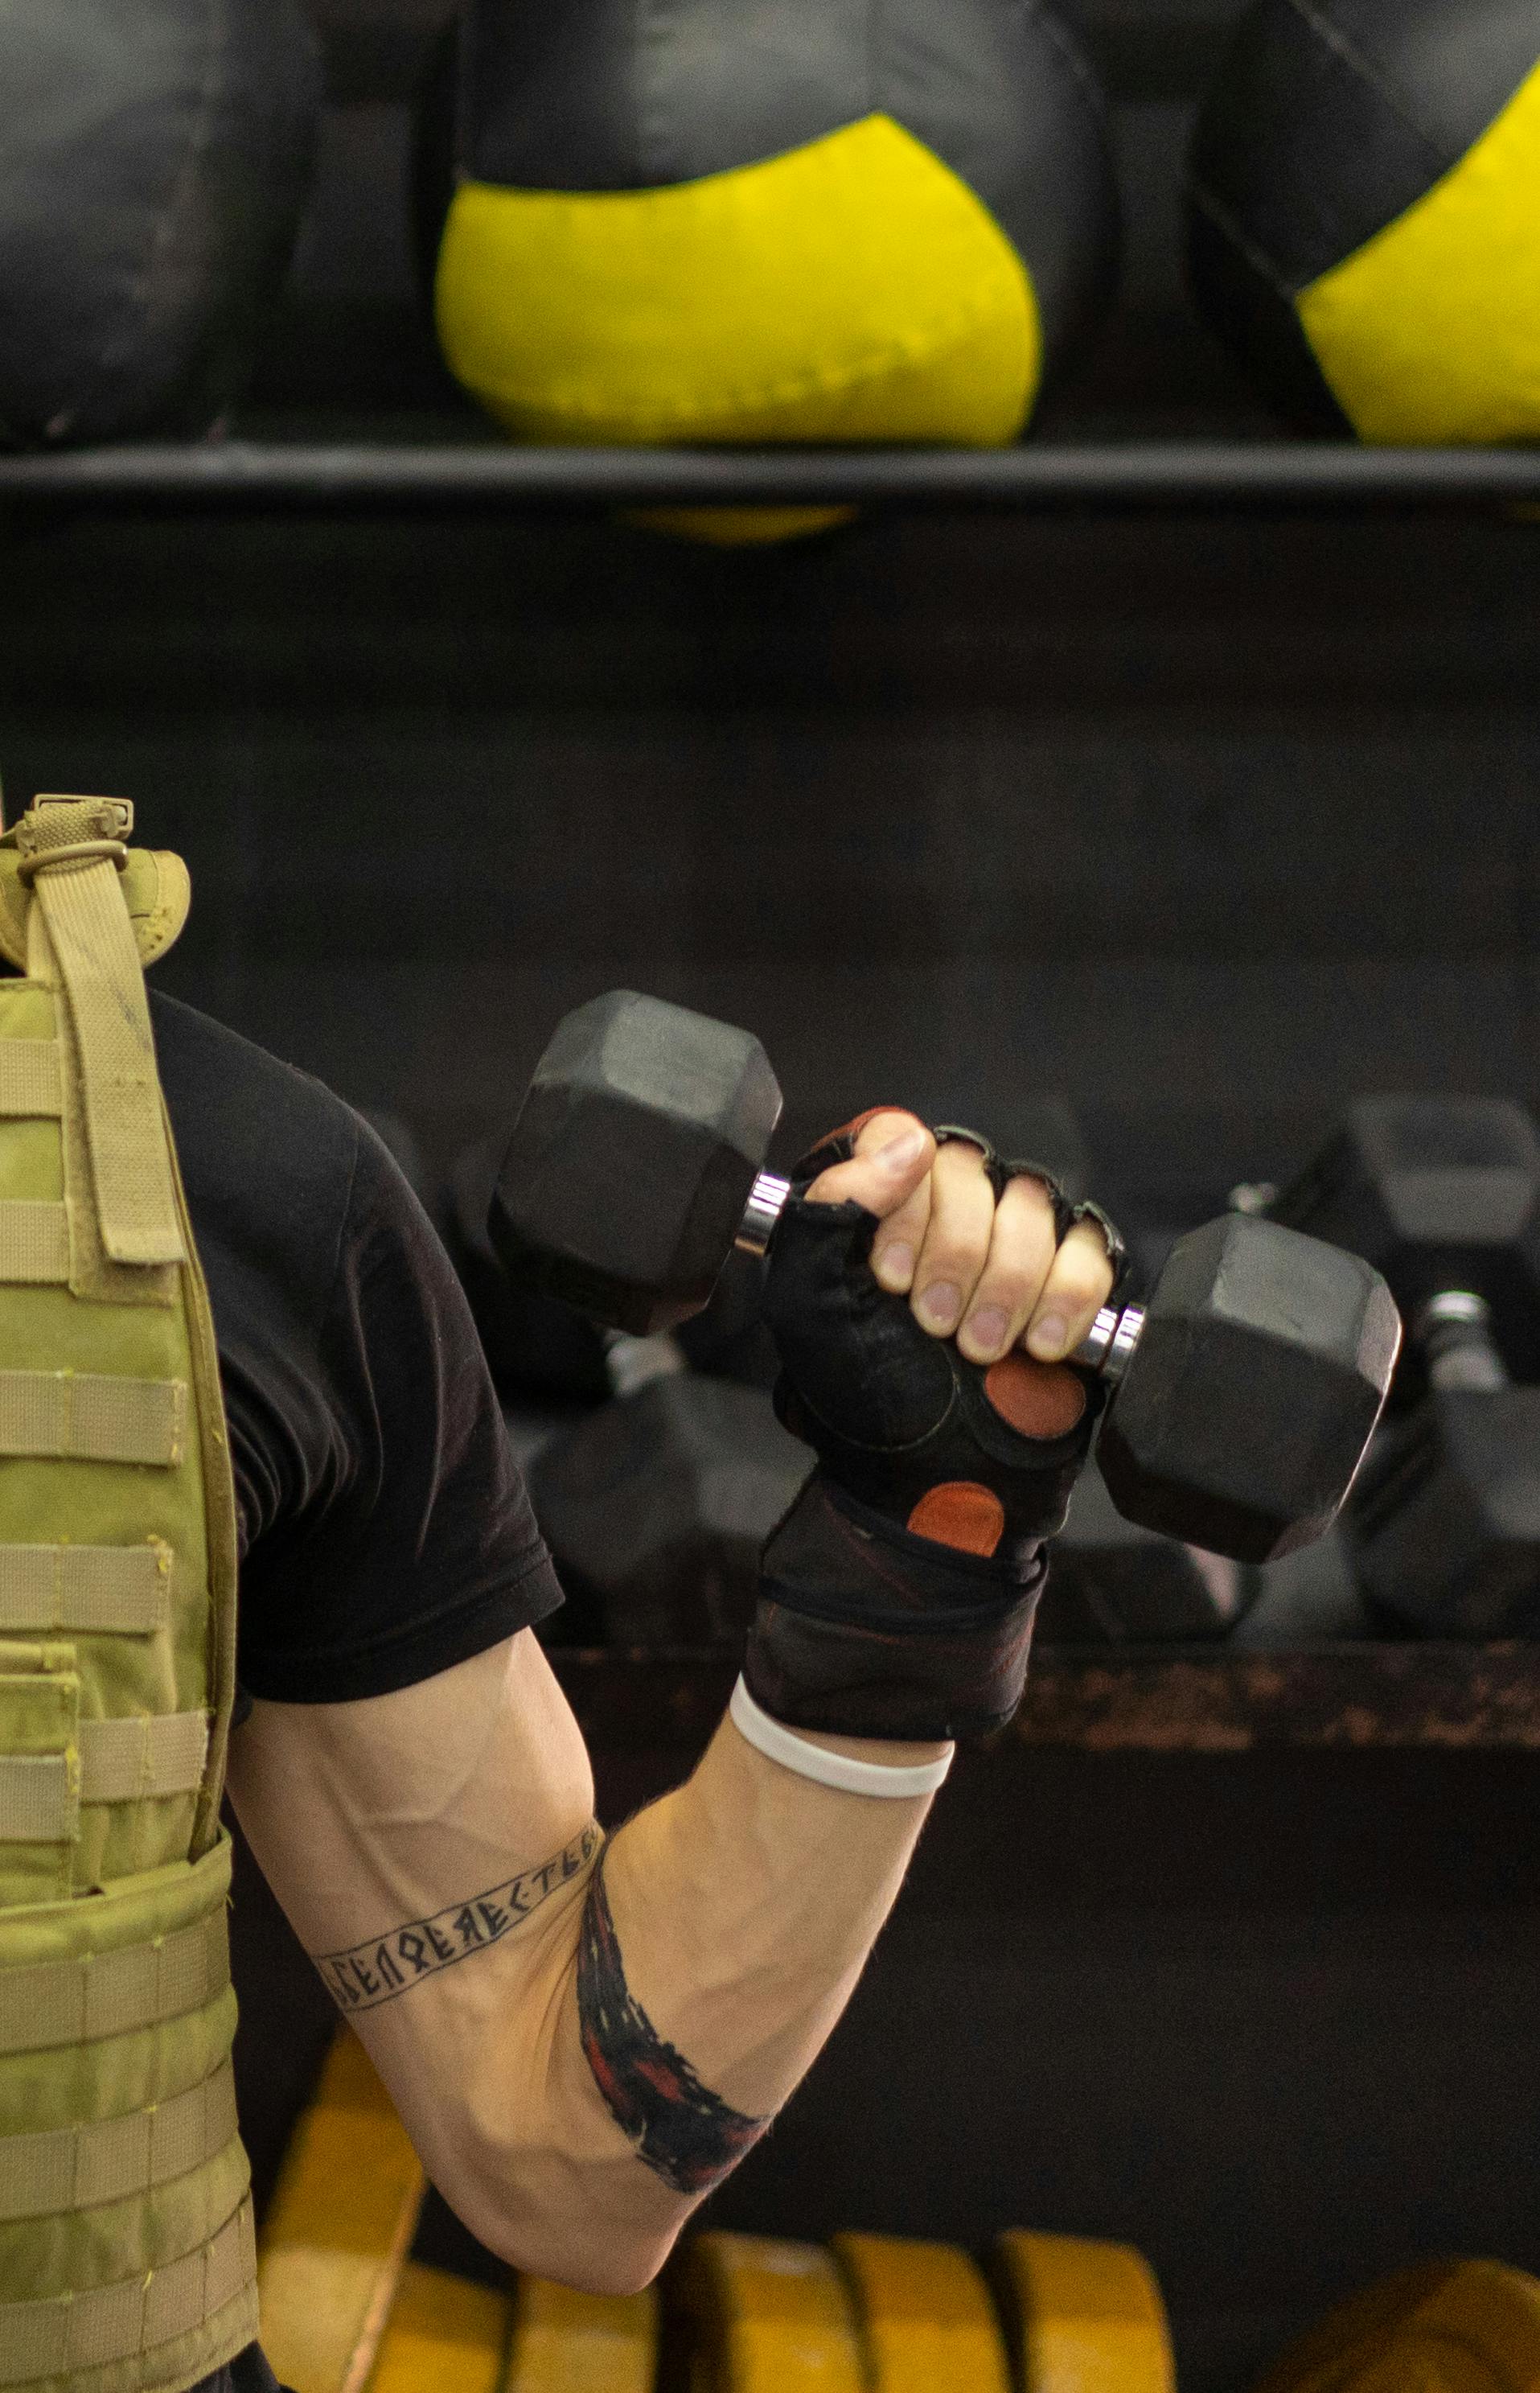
[745,1476,1043,1743]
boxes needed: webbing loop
[0,2195,254,2382]
[79,1712,208,1805]
[0,2058,237,2221]
[0,1371,185,1466]
[0,1714,210,1844]
[0,1544,167,1636]
[14,843,129,889]
[0,1910,229,2056]
[0,1203,69,1285]
[0,1046,60,1119]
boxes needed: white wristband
[729,1676,954,1799]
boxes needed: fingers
[804,1111,935,1221]
[955,1174,1060,1363]
[804,1112,1117,1366]
[871,1168,932,1295]
[906,1140,999,1337]
[1021,1218,1117,1363]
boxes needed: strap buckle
[32,795,133,837]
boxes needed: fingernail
[879,1127,926,1173]
[965,1305,1009,1355]
[876,1241,914,1287]
[919,1281,960,1332]
[1029,1314,1069,1361]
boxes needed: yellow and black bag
[1188,0,1540,443]
[416,0,1119,544]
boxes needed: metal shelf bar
[2,440,1539,515]
[552,1643,1540,1756]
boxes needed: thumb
[805,1117,934,1218]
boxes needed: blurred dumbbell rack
[551,1639,1540,1774]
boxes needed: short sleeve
[232,1117,564,1704]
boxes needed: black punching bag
[0,0,321,448]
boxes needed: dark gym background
[6,1,1538,2386]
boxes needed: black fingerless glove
[744,1122,1118,1744]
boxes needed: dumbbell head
[530,1375,815,1645]
[1345,1384,1540,1637]
[489,991,783,1335]
[1098,1213,1401,1563]
[1035,1459,1244,1642]
[1270,1098,1540,1386]
[1271,1101,1540,1633]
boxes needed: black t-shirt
[145,993,562,2393]
[150,990,563,1704]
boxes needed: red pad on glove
[984,1355,1088,1441]
[906,1482,1008,1556]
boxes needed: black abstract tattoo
[315,1822,602,2014]
[577,1853,767,2196]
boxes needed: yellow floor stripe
[364,2262,509,2393]
[676,2232,864,2393]
[834,2233,1011,2393]
[505,2273,657,2393]
[257,2033,426,2393]
[992,2231,1176,2393]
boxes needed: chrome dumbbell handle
[734,1171,793,1259]
[733,1169,1146,1381]
[1415,1289,1509,1394]
[1074,1303,1147,1384]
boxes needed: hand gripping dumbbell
[489,992,1401,1565]
[1269,1096,1540,1633]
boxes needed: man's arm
[227,1116,1114,2292]
[228,1629,945,2291]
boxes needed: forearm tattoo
[576,1853,768,2197]
[314,1821,602,2014]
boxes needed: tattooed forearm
[577,1853,767,2197]
[315,1822,602,2014]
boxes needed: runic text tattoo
[314,1821,602,2013]
[576,1853,767,2196]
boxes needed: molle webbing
[0,1049,60,1119]
[0,2061,237,2223]
[0,2202,254,2387]
[0,1372,185,1466]
[0,1207,68,1283]
[0,1905,228,2057]
[0,1712,209,1845]
[0,1544,170,1637]
[0,797,252,2393]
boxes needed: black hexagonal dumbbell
[489,991,1400,1565]
[1269,1096,1540,1634]
[1033,1458,1246,1643]
[528,1333,814,1646]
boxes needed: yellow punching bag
[1186,0,1540,443]
[414,0,1119,544]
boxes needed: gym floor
[232,1737,1540,2391]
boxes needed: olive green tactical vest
[0,797,253,2393]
